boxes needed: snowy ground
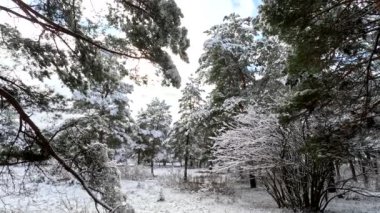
[0,166,380,212]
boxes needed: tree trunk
[328,176,336,193]
[137,151,141,165]
[249,173,257,188]
[151,158,154,177]
[373,152,380,190]
[335,161,341,181]
[375,160,380,190]
[361,162,369,188]
[349,160,358,182]
[189,157,194,168]
[328,162,336,193]
[184,133,189,182]
[99,131,104,144]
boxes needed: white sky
[129,0,260,121]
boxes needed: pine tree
[136,98,172,176]
[167,76,206,181]
[260,0,380,195]
[196,14,290,169]
[0,0,189,211]
[197,13,256,106]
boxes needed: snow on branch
[213,105,285,172]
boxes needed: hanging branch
[0,0,146,60]
[0,87,113,211]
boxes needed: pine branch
[0,87,113,211]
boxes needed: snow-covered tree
[50,57,135,211]
[196,14,290,171]
[197,13,256,103]
[261,0,380,195]
[0,0,189,211]
[167,77,208,180]
[136,98,172,176]
[213,105,283,172]
[194,14,258,157]
[213,104,338,211]
[70,56,135,152]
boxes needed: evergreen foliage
[0,0,189,211]
[136,98,172,176]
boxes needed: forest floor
[0,166,380,212]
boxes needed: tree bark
[190,158,194,168]
[335,161,341,181]
[361,162,369,188]
[328,162,336,193]
[349,160,358,182]
[249,173,257,188]
[184,133,189,182]
[151,158,155,177]
[375,153,380,190]
[137,151,141,165]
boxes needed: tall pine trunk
[349,160,357,182]
[184,133,190,182]
[375,153,380,190]
[249,173,256,188]
[361,162,369,188]
[151,158,155,177]
[362,152,371,188]
[335,161,341,181]
[137,151,141,165]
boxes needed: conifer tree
[168,77,206,181]
[0,0,189,211]
[136,98,172,176]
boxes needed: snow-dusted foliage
[195,14,290,159]
[72,82,133,117]
[167,77,210,178]
[213,101,380,211]
[49,57,138,210]
[52,120,136,212]
[136,98,172,174]
[68,55,136,150]
[213,105,284,171]
[0,109,19,146]
[212,105,314,210]
[197,13,256,102]
[176,76,207,139]
[0,0,191,211]
[107,0,189,88]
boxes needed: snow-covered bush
[213,105,346,211]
